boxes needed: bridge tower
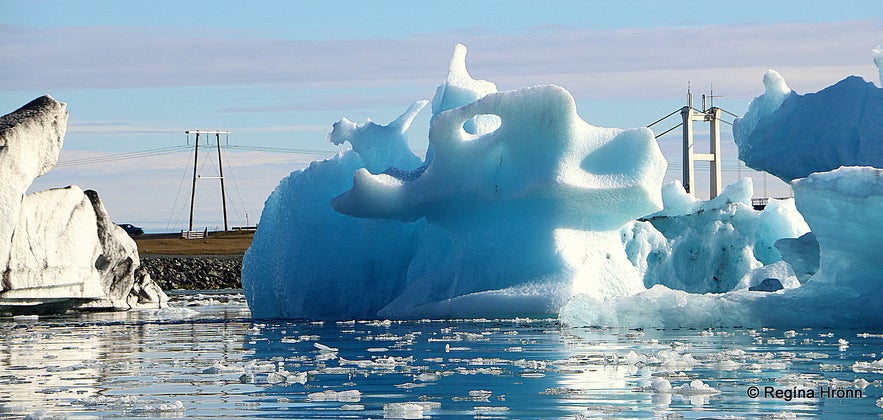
[680,91,722,197]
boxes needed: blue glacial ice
[562,44,883,328]
[733,69,883,182]
[244,44,666,319]
[244,43,883,328]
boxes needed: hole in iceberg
[462,114,502,140]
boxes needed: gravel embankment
[140,255,242,290]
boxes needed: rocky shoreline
[140,255,242,290]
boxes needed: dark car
[117,223,144,236]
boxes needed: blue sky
[2,1,882,231]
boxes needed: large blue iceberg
[244,43,883,328]
[733,70,883,182]
[244,45,667,319]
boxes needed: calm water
[1,290,882,419]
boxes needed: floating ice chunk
[23,411,66,420]
[131,400,185,414]
[383,402,440,419]
[673,379,720,396]
[314,342,339,352]
[143,306,198,318]
[0,404,25,414]
[650,377,672,392]
[852,359,883,373]
[12,315,38,324]
[877,396,883,409]
[307,390,362,402]
[201,362,242,375]
[416,372,440,382]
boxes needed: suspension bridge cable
[653,123,683,138]
[646,109,681,128]
[719,108,741,119]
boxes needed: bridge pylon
[680,91,722,197]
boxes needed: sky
[2,1,882,232]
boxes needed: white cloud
[3,19,881,98]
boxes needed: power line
[55,146,190,168]
[52,144,338,168]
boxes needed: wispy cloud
[68,121,181,134]
[3,19,881,97]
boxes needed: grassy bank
[134,230,254,256]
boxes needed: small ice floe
[383,402,440,419]
[314,342,338,352]
[473,406,510,415]
[307,389,361,402]
[23,410,66,420]
[144,306,199,318]
[851,359,883,373]
[201,362,242,375]
[709,360,741,371]
[451,390,492,402]
[131,400,185,414]
[12,315,38,325]
[340,404,365,411]
[648,378,720,396]
[674,380,720,396]
[650,377,672,392]
[415,372,440,382]
[444,343,471,352]
[73,395,138,408]
[876,396,883,408]
[314,342,339,361]
[0,403,25,414]
[265,364,307,385]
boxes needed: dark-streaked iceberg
[0,96,167,314]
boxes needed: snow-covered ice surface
[2,293,883,418]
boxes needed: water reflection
[0,292,881,418]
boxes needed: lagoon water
[1,290,882,419]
